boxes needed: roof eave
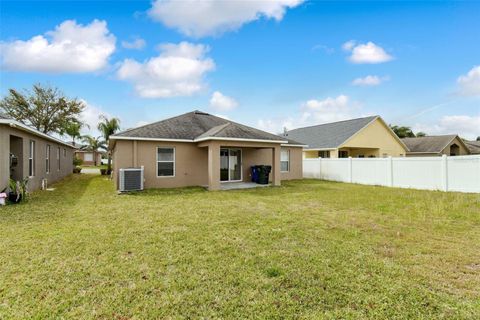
[0,119,76,148]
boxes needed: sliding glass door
[220,148,242,182]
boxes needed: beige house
[402,135,470,157]
[75,150,103,166]
[284,116,408,159]
[109,111,305,191]
[0,113,76,192]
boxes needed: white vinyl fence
[303,155,480,193]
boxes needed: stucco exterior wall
[112,140,303,190]
[0,124,74,192]
[341,118,407,157]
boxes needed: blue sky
[1,0,479,139]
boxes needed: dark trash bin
[251,166,260,183]
[257,165,272,185]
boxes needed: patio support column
[272,145,281,186]
[208,142,221,191]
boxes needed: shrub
[73,167,82,174]
[100,169,107,175]
[73,157,83,167]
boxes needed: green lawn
[1,175,479,319]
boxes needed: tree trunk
[107,153,112,173]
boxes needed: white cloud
[457,66,480,96]
[257,95,360,133]
[342,40,356,51]
[122,37,146,50]
[148,0,304,37]
[413,115,480,140]
[209,91,238,111]
[79,100,111,136]
[0,20,115,73]
[117,41,215,98]
[343,41,393,64]
[312,44,335,54]
[352,75,389,86]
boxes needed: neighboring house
[74,150,104,166]
[402,135,470,157]
[109,110,305,191]
[465,140,480,154]
[284,115,408,158]
[0,113,76,192]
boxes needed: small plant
[100,168,107,175]
[8,177,28,204]
[73,157,83,167]
[73,166,82,174]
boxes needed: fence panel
[303,155,480,193]
[351,158,389,186]
[391,157,444,191]
[447,155,480,193]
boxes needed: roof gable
[284,116,378,149]
[402,135,460,153]
[112,110,289,143]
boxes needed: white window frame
[46,144,50,174]
[29,140,35,177]
[280,149,290,172]
[156,147,175,178]
[57,147,61,171]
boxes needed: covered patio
[197,140,282,191]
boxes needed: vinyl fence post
[348,156,353,183]
[441,154,448,192]
[318,157,322,179]
[387,156,393,187]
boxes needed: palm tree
[97,115,120,173]
[63,121,88,147]
[81,135,106,166]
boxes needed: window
[29,140,35,177]
[46,145,50,174]
[57,147,61,170]
[280,149,290,172]
[318,150,330,158]
[339,151,349,158]
[84,153,93,162]
[157,147,175,177]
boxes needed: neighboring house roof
[0,113,75,148]
[402,135,468,154]
[283,115,379,149]
[465,140,480,154]
[111,110,304,145]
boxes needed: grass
[1,175,479,319]
[80,164,107,169]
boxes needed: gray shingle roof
[402,135,457,153]
[283,116,378,149]
[465,140,480,154]
[112,110,300,144]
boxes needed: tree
[390,125,416,138]
[81,135,106,166]
[64,122,88,146]
[0,84,85,134]
[416,132,427,137]
[97,115,120,173]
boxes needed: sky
[1,0,479,139]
